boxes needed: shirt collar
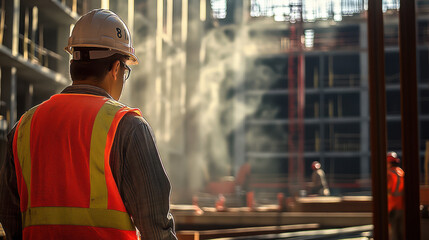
[61,85,113,99]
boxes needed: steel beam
[367,0,389,239]
[399,0,421,239]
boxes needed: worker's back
[387,166,404,212]
[13,94,140,240]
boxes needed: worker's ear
[111,60,121,81]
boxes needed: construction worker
[235,161,251,205]
[0,9,177,240]
[235,161,251,193]
[387,151,404,240]
[309,161,330,196]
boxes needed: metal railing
[18,33,63,70]
[323,74,361,88]
[324,134,361,152]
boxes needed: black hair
[69,47,127,81]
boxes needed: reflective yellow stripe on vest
[16,106,38,210]
[18,99,134,231]
[22,207,134,230]
[90,99,124,208]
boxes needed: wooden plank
[173,210,372,229]
[177,224,319,240]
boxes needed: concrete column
[112,0,132,105]
[233,0,249,176]
[182,0,203,200]
[56,25,70,76]
[24,83,34,111]
[1,0,20,128]
[111,0,129,23]
[360,22,370,180]
[319,54,325,165]
[165,0,188,202]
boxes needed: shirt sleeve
[0,126,23,240]
[112,114,177,240]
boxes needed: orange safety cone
[277,192,285,211]
[192,196,204,215]
[215,194,226,211]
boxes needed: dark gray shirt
[0,85,177,240]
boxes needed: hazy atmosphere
[0,0,428,238]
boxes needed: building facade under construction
[0,0,428,203]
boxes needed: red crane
[288,1,305,193]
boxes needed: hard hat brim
[65,44,139,65]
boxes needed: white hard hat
[65,9,138,65]
[387,151,400,164]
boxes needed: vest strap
[89,100,124,208]
[15,106,39,210]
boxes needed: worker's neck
[72,78,111,95]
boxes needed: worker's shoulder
[118,111,153,132]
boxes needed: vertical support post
[233,0,248,177]
[156,0,163,63]
[101,0,109,9]
[56,26,69,74]
[360,21,370,181]
[319,55,325,166]
[11,0,19,56]
[165,0,189,202]
[181,0,188,44]
[10,67,16,126]
[82,0,88,15]
[2,67,17,130]
[155,0,163,138]
[199,0,206,21]
[166,0,173,41]
[1,0,18,132]
[112,0,132,104]
[328,56,333,87]
[31,7,38,62]
[185,0,203,196]
[399,0,421,239]
[296,3,305,189]
[38,24,44,64]
[9,0,19,126]
[0,0,5,45]
[128,0,134,35]
[25,83,33,110]
[425,141,428,186]
[367,0,388,239]
[72,0,77,13]
[288,25,297,189]
[23,7,29,60]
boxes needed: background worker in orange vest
[0,9,177,240]
[387,151,404,240]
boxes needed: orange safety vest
[12,94,142,240]
[387,166,404,212]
